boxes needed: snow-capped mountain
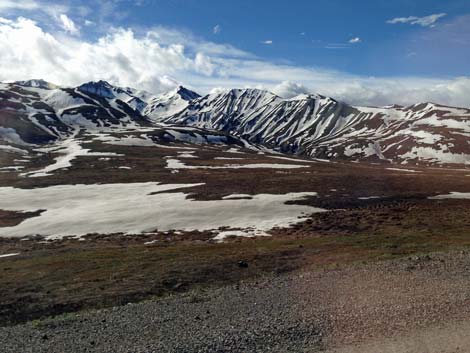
[144,86,200,121]
[165,89,470,165]
[1,80,470,166]
[76,80,200,120]
[0,80,150,145]
[13,79,58,90]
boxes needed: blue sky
[115,0,470,77]
[0,0,469,106]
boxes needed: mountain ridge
[1,80,470,166]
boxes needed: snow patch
[226,148,245,154]
[213,229,269,242]
[222,194,253,200]
[429,192,470,200]
[22,138,122,178]
[401,147,470,164]
[165,159,309,170]
[0,145,28,154]
[177,151,197,158]
[214,157,245,160]
[0,253,20,258]
[0,183,324,239]
[386,168,421,173]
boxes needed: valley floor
[2,131,470,351]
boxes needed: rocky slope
[165,89,470,165]
[0,80,210,153]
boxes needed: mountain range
[1,79,470,166]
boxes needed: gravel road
[2,250,470,353]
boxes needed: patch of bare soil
[327,320,470,353]
[319,251,470,352]
[0,209,43,227]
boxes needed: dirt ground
[2,250,470,352]
[328,321,470,353]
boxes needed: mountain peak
[221,88,279,99]
[14,79,57,90]
[174,86,200,101]
[77,80,116,98]
[231,88,271,94]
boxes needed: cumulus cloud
[0,18,193,93]
[0,16,470,107]
[271,81,310,98]
[261,40,273,45]
[194,52,215,76]
[58,14,78,35]
[387,13,446,27]
[213,24,221,34]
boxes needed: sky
[0,0,470,107]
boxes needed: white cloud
[349,37,361,43]
[0,18,192,93]
[0,0,39,11]
[213,24,221,34]
[387,13,447,27]
[58,14,78,35]
[209,86,227,95]
[261,40,273,45]
[0,16,469,107]
[146,26,251,58]
[271,81,310,98]
[323,76,470,107]
[0,0,70,19]
[194,52,214,76]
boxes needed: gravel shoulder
[2,250,470,353]
[327,320,470,353]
